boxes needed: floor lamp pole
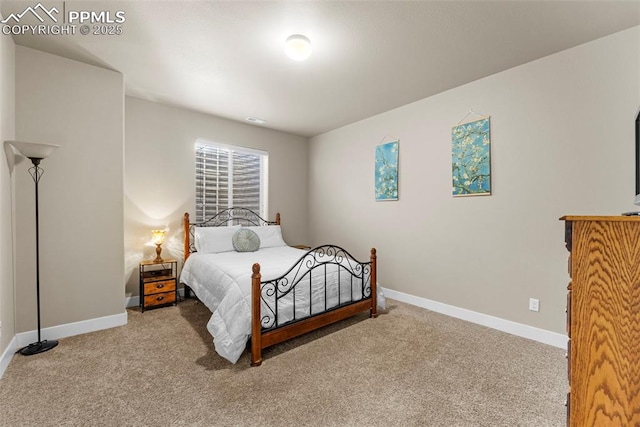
[19,157,58,356]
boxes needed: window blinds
[195,142,266,222]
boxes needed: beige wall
[309,27,640,334]
[0,20,16,354]
[14,46,125,332]
[124,97,308,297]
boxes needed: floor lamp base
[19,340,58,356]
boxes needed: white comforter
[180,246,372,364]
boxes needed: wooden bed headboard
[183,207,280,261]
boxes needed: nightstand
[139,259,177,312]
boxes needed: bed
[180,207,377,366]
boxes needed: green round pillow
[232,228,260,252]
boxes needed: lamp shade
[6,140,59,159]
[151,230,166,245]
[285,34,312,61]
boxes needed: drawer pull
[566,291,571,337]
[156,296,164,301]
[156,284,164,289]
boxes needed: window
[195,139,268,222]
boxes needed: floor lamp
[7,140,60,356]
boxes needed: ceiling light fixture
[285,34,312,61]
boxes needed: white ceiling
[2,1,639,137]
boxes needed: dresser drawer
[566,392,570,427]
[144,279,176,295]
[566,339,571,383]
[566,289,571,337]
[143,291,176,308]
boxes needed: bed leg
[251,349,262,367]
[182,284,191,299]
[250,263,263,367]
[370,248,378,318]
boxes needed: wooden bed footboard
[250,246,377,367]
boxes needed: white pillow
[245,225,287,248]
[194,225,241,253]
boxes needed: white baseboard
[15,311,128,349]
[381,288,567,349]
[0,334,17,379]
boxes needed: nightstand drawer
[144,291,176,308]
[143,279,176,295]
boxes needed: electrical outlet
[529,298,540,312]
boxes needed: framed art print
[452,116,491,196]
[375,140,399,201]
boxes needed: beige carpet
[0,299,566,426]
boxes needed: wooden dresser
[561,216,640,427]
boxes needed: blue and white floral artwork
[375,140,399,201]
[452,117,491,196]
